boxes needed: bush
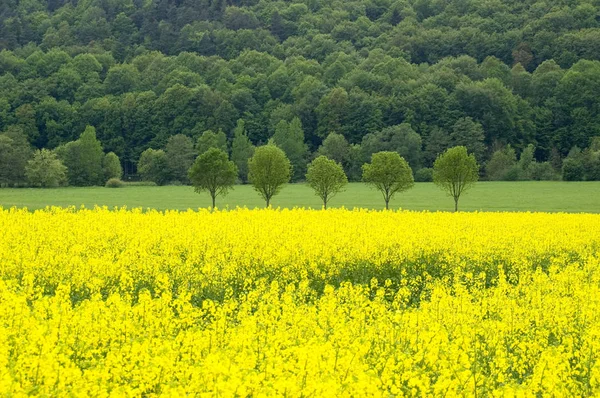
[562,158,585,181]
[414,168,433,182]
[503,166,522,181]
[530,162,560,181]
[105,178,125,188]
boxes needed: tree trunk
[212,194,216,209]
[323,199,327,210]
[385,198,389,210]
[454,197,458,212]
[266,196,270,208]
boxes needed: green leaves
[306,156,347,209]
[248,144,291,207]
[362,152,414,210]
[433,146,479,211]
[188,148,237,208]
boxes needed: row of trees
[2,119,598,188]
[188,143,478,211]
[2,48,600,172]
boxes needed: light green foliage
[306,156,348,209]
[103,152,123,182]
[433,146,479,212]
[272,117,308,182]
[138,149,170,186]
[56,126,105,186]
[165,134,196,184]
[105,178,125,188]
[362,151,414,210]
[248,144,291,207]
[188,148,237,208]
[196,130,228,156]
[230,120,255,184]
[25,149,67,188]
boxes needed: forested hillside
[1,0,600,182]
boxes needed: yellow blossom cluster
[1,206,600,396]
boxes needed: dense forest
[1,0,600,185]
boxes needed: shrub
[105,178,125,188]
[530,162,560,181]
[562,158,585,181]
[414,168,433,182]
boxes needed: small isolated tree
[362,151,414,210]
[433,146,479,212]
[188,148,238,209]
[138,148,170,185]
[103,152,123,181]
[248,144,291,207]
[25,149,67,187]
[306,156,348,209]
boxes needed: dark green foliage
[25,149,67,188]
[361,124,423,171]
[138,149,170,186]
[362,152,414,210]
[1,0,600,173]
[188,148,237,208]
[248,144,291,207]
[0,127,31,186]
[486,146,517,181]
[165,134,196,184]
[415,168,433,183]
[562,158,586,181]
[56,126,105,186]
[271,117,308,182]
[230,120,255,183]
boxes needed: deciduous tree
[188,148,237,209]
[433,146,479,212]
[248,144,291,207]
[362,151,414,210]
[306,156,347,209]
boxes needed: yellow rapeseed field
[1,206,600,396]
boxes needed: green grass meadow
[1,182,599,213]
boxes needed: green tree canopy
[231,120,255,184]
[196,130,228,156]
[272,117,309,182]
[103,152,123,182]
[166,134,196,184]
[56,126,105,186]
[306,156,348,209]
[138,148,170,186]
[248,144,291,207]
[362,151,414,210]
[433,146,479,212]
[188,148,238,209]
[25,149,67,188]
